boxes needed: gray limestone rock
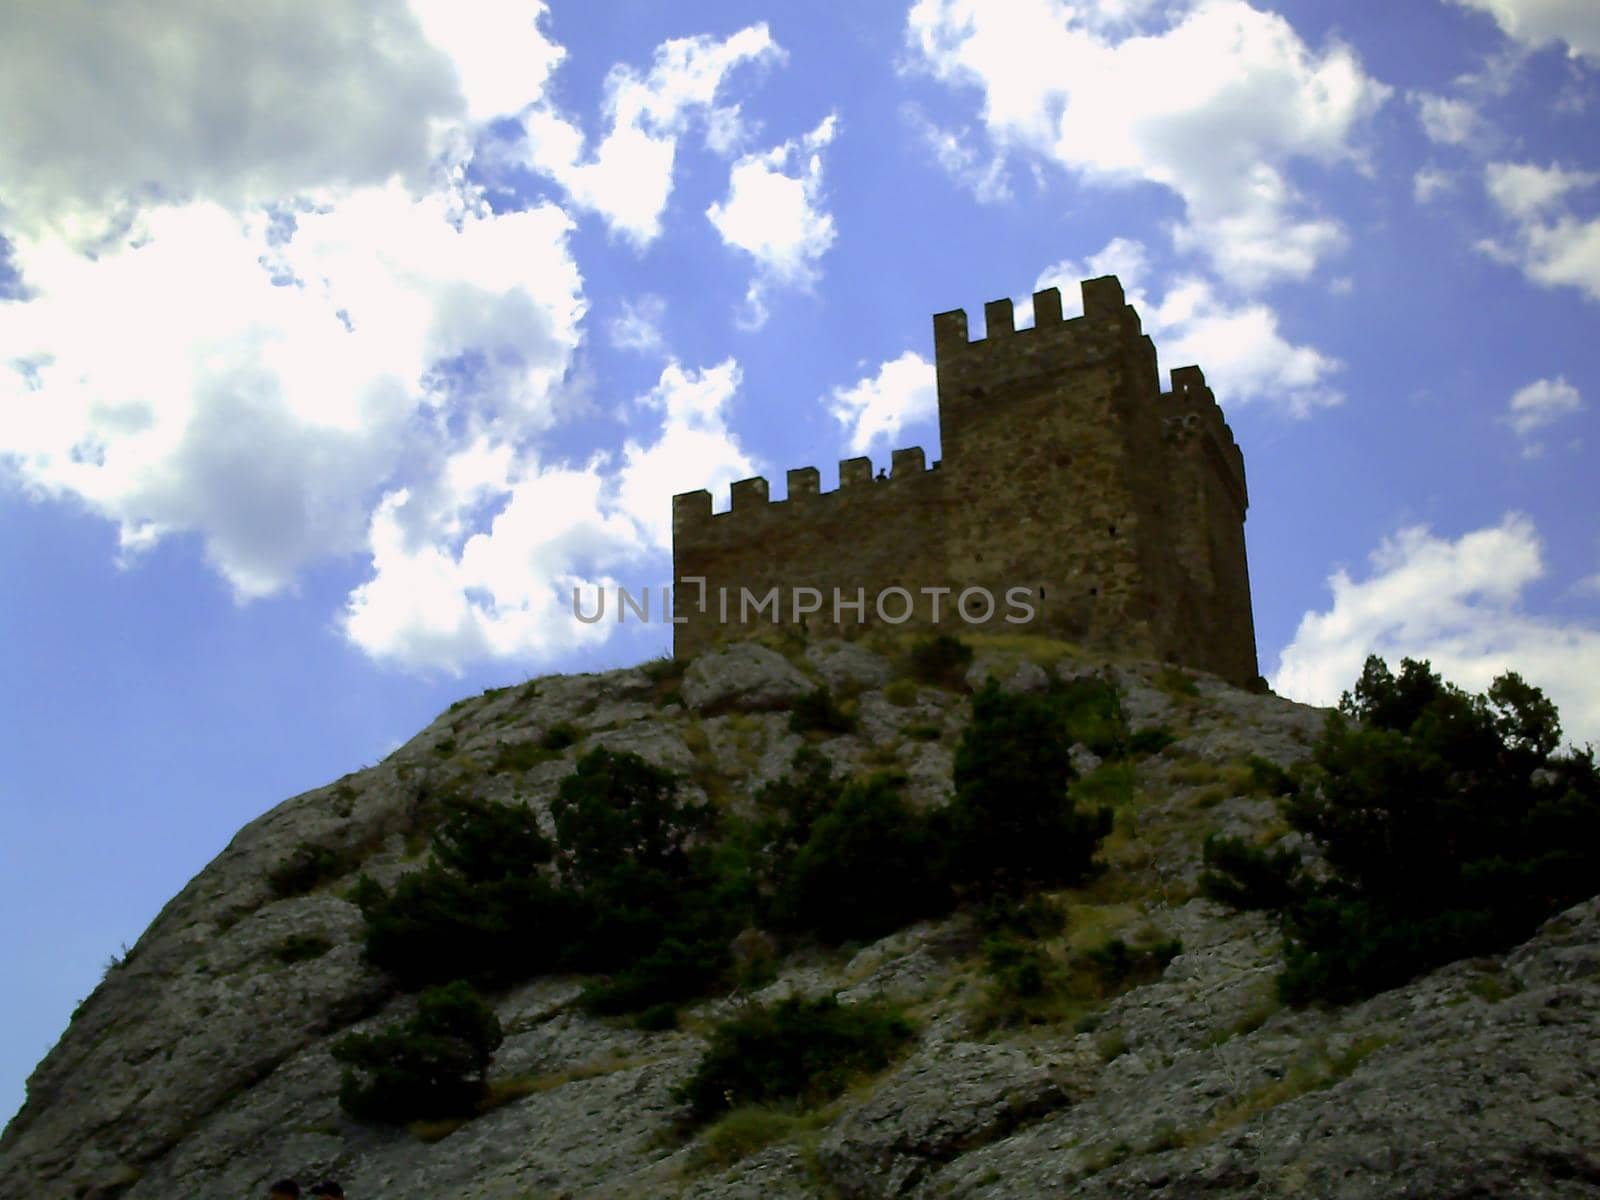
[5,644,1595,1200]
[681,643,815,713]
[804,639,895,693]
[817,1041,1071,1197]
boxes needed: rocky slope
[3,636,1597,1199]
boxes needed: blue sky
[3,0,1598,1124]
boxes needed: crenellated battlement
[932,276,1137,353]
[671,273,1259,685]
[674,448,937,534]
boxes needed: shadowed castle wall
[671,451,951,658]
[671,275,1260,685]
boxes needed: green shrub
[333,980,503,1123]
[274,933,334,964]
[490,724,579,774]
[635,1002,680,1032]
[1200,835,1300,911]
[751,748,844,883]
[1053,675,1128,757]
[353,796,570,989]
[643,655,686,683]
[1205,656,1600,1004]
[985,934,1051,1000]
[788,686,857,735]
[552,749,703,894]
[1127,726,1177,757]
[944,681,1112,895]
[677,995,913,1120]
[777,774,947,943]
[579,935,727,1014]
[1243,755,1297,797]
[267,842,344,898]
[552,748,736,1005]
[1071,761,1137,810]
[1083,936,1182,991]
[540,722,581,751]
[970,897,1072,1029]
[906,634,973,688]
[355,867,573,991]
[882,679,920,707]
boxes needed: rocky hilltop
[3,636,1597,1199]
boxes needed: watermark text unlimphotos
[572,580,1038,626]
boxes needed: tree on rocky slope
[1204,655,1600,1002]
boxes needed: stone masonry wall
[671,275,1261,685]
[671,454,951,660]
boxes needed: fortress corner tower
[671,275,1260,686]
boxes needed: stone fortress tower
[671,275,1260,687]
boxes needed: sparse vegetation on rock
[1204,655,1600,1003]
[5,639,1596,1200]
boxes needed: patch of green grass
[407,1116,467,1142]
[1071,762,1137,810]
[691,1104,827,1168]
[1208,988,1282,1045]
[1093,1027,1129,1062]
[1184,1034,1393,1146]
[1168,759,1225,786]
[1153,665,1200,699]
[901,721,943,741]
[883,679,920,707]
[1466,970,1521,1004]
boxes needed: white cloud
[1480,161,1600,301]
[828,351,938,454]
[905,0,1389,288]
[610,295,667,353]
[1410,91,1482,145]
[1451,0,1600,63]
[1485,160,1598,219]
[903,107,1012,203]
[342,464,637,672]
[406,0,565,122]
[522,25,782,246]
[707,115,839,327]
[342,355,756,671]
[1505,376,1583,456]
[1273,514,1600,748]
[0,1,478,243]
[0,187,585,600]
[1035,239,1342,416]
[0,2,739,675]
[616,360,756,549]
[1414,167,1456,204]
